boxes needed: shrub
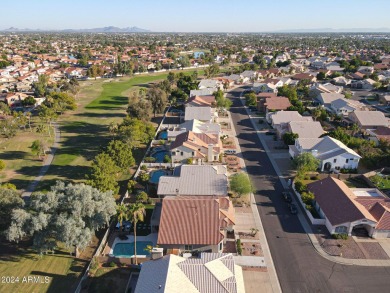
[236,239,242,255]
[138,172,150,184]
[144,157,156,163]
[140,165,147,171]
[136,191,149,203]
[301,191,315,205]
[340,168,358,174]
[163,155,171,163]
[0,160,5,171]
[109,261,116,267]
[294,181,307,194]
[332,233,348,240]
[186,158,193,164]
[310,175,320,180]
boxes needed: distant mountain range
[272,27,390,33]
[0,26,151,33]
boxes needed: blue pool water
[113,241,153,257]
[152,150,169,163]
[149,170,168,184]
[157,130,168,140]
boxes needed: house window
[192,152,195,156]
[181,152,183,156]
[219,242,223,251]
[333,159,337,163]
[184,245,193,251]
[335,226,348,234]
[346,159,349,163]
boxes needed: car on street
[224,149,237,154]
[265,131,276,135]
[282,191,292,203]
[288,203,298,214]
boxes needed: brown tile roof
[307,177,377,226]
[186,95,216,107]
[170,131,220,153]
[256,92,278,99]
[157,197,226,245]
[264,97,291,111]
[291,73,315,81]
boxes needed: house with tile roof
[190,88,216,98]
[156,197,235,253]
[186,95,216,107]
[330,98,366,116]
[315,92,345,109]
[167,119,221,141]
[289,136,361,172]
[134,253,245,293]
[366,126,390,144]
[184,106,217,123]
[170,131,222,163]
[157,165,228,197]
[287,120,324,139]
[270,111,313,138]
[307,177,390,238]
[348,110,390,130]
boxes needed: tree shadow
[0,151,29,160]
[74,112,127,119]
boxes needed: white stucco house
[289,136,361,172]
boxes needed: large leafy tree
[0,188,24,235]
[282,132,299,145]
[127,90,152,120]
[147,87,168,117]
[244,92,257,107]
[213,89,232,109]
[118,117,155,148]
[45,92,77,114]
[293,152,320,176]
[87,153,120,194]
[230,173,253,197]
[6,182,116,255]
[106,140,135,170]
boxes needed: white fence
[292,183,326,225]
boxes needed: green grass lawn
[370,175,390,189]
[0,242,84,293]
[0,124,54,190]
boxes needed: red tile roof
[264,97,291,111]
[157,197,226,245]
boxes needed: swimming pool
[149,169,168,184]
[151,150,170,163]
[157,130,168,140]
[112,241,153,258]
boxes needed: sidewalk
[227,109,282,293]
[239,95,390,267]
[21,122,60,201]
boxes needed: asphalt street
[228,88,390,293]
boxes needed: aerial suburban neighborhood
[1,1,390,293]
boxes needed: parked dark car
[265,131,276,136]
[288,203,298,214]
[249,106,257,111]
[282,191,292,203]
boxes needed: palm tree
[350,123,359,136]
[128,203,146,264]
[116,204,128,233]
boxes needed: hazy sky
[1,0,390,32]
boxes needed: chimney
[311,149,318,157]
[208,144,214,162]
[151,247,164,260]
